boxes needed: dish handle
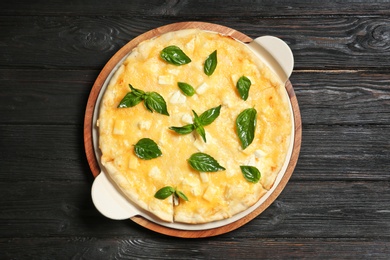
[247,36,294,83]
[91,171,138,220]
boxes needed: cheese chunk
[196,82,208,95]
[199,172,209,183]
[158,75,174,85]
[181,113,193,124]
[138,120,151,130]
[170,90,186,104]
[203,185,217,202]
[112,120,125,135]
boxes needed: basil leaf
[169,124,195,135]
[198,105,221,126]
[154,186,175,199]
[144,92,169,116]
[134,138,162,160]
[160,45,191,65]
[192,110,206,142]
[129,84,145,97]
[155,187,189,202]
[195,124,206,142]
[240,165,261,183]
[168,106,220,143]
[192,108,200,117]
[118,85,168,115]
[192,109,201,126]
[117,92,143,108]
[175,190,189,201]
[204,50,217,76]
[178,82,195,96]
[236,76,252,101]
[188,152,225,172]
[236,108,257,149]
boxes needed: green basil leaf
[240,165,261,183]
[195,124,206,142]
[118,85,169,115]
[198,105,221,126]
[168,106,220,143]
[144,92,169,116]
[236,76,252,101]
[192,110,201,127]
[160,45,191,66]
[191,110,206,142]
[134,138,162,160]
[188,152,225,172]
[236,108,257,149]
[178,82,195,96]
[117,92,143,108]
[129,84,145,97]
[192,109,200,121]
[175,190,189,201]
[154,186,175,199]
[204,50,217,76]
[169,124,195,135]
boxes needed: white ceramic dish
[91,31,294,231]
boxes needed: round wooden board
[84,21,302,238]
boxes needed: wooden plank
[292,71,390,125]
[1,17,390,69]
[0,122,389,181]
[0,125,93,181]
[0,69,97,125]
[1,0,390,16]
[1,70,389,125]
[295,124,390,181]
[0,181,389,239]
[2,237,389,259]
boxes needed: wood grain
[1,70,389,125]
[292,71,390,125]
[1,237,390,259]
[297,125,390,181]
[1,181,389,239]
[1,124,388,182]
[1,0,390,16]
[0,125,92,182]
[1,16,390,69]
[0,69,96,125]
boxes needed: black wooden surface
[1,1,390,259]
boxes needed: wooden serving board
[83,21,302,238]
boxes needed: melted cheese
[98,29,292,224]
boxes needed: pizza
[97,29,292,224]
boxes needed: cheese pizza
[97,29,292,224]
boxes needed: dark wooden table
[1,1,390,258]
